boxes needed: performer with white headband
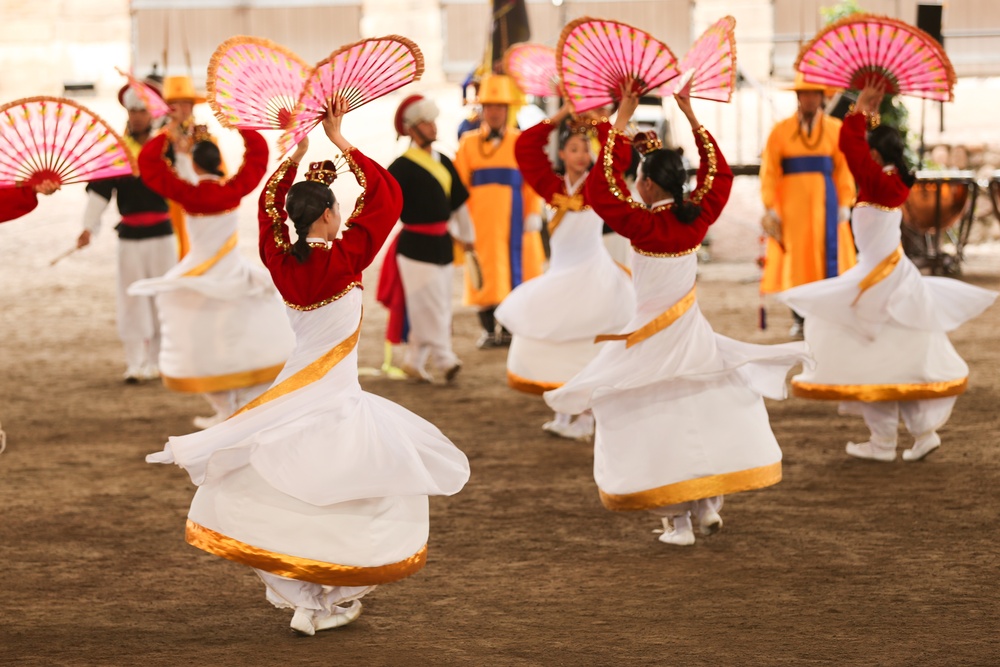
[377,94,475,382]
[76,79,177,383]
[145,98,469,636]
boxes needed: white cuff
[82,190,110,235]
[448,203,476,244]
[524,213,542,233]
[838,206,851,222]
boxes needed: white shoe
[562,417,595,442]
[903,432,941,462]
[846,440,897,462]
[192,413,226,430]
[657,515,696,546]
[542,420,576,439]
[123,367,142,384]
[290,608,315,636]
[693,501,723,537]
[139,363,160,381]
[313,600,362,632]
[401,364,433,383]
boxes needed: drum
[902,170,974,233]
[900,171,978,276]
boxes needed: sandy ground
[2,99,1000,665]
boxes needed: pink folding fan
[504,43,560,98]
[115,67,171,118]
[663,16,737,102]
[0,96,136,189]
[796,14,955,102]
[278,36,424,155]
[557,17,680,113]
[207,36,312,130]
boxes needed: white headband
[121,87,146,111]
[402,98,439,130]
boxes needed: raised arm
[585,125,657,242]
[138,133,200,207]
[223,130,269,199]
[687,124,733,225]
[258,158,298,267]
[514,118,564,202]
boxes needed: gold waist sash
[182,232,239,277]
[229,314,362,419]
[594,286,696,349]
[852,245,903,306]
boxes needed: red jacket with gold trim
[838,113,910,209]
[258,149,403,310]
[0,186,39,223]
[514,120,593,206]
[585,122,732,255]
[138,130,268,214]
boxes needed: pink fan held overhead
[557,17,680,114]
[504,43,560,98]
[0,96,136,190]
[115,67,171,118]
[207,35,312,131]
[795,14,956,102]
[663,16,737,102]
[278,36,425,155]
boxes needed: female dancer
[778,85,996,462]
[545,82,808,546]
[496,104,635,440]
[132,125,294,428]
[146,98,470,635]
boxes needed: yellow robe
[454,126,544,308]
[760,114,856,294]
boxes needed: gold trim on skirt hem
[791,377,968,401]
[185,520,427,586]
[598,462,782,511]
[506,370,563,395]
[161,363,285,393]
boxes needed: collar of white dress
[649,196,674,209]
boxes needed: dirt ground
[2,191,1000,666]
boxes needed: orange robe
[760,114,856,294]
[454,126,544,308]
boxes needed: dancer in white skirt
[545,83,808,546]
[497,103,635,440]
[777,85,997,463]
[132,125,294,428]
[147,99,470,635]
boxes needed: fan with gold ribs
[115,67,171,118]
[557,17,680,114]
[207,36,312,131]
[795,14,955,102]
[504,43,559,98]
[278,36,424,155]
[663,16,737,102]
[0,96,136,189]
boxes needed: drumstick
[49,246,79,266]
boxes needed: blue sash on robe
[471,167,525,288]
[782,155,839,279]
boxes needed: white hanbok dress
[129,130,293,402]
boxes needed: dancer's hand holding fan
[278,36,424,155]
[557,17,680,114]
[663,16,737,102]
[504,43,560,98]
[0,96,136,191]
[207,36,311,130]
[795,14,955,102]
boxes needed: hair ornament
[631,129,663,156]
[304,157,349,185]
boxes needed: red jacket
[585,123,732,254]
[838,112,910,209]
[0,186,39,223]
[258,149,403,310]
[138,130,268,214]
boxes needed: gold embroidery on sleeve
[689,126,717,205]
[265,159,296,252]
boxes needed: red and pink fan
[795,14,955,102]
[207,36,311,131]
[504,43,559,98]
[115,67,171,118]
[663,16,737,102]
[557,17,680,114]
[278,36,424,155]
[0,96,136,189]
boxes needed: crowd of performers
[1,65,996,636]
